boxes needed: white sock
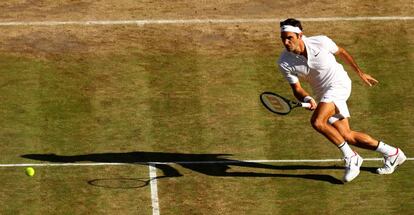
[338,142,354,157]
[376,141,397,156]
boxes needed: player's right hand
[304,96,317,110]
[308,99,317,110]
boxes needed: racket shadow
[21,152,378,185]
[87,178,151,189]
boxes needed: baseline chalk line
[0,16,412,26]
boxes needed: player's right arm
[278,57,317,110]
[290,82,317,110]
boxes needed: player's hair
[280,18,303,31]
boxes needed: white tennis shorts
[318,80,352,124]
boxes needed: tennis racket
[260,92,311,115]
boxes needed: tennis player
[277,18,406,182]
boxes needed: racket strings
[261,94,291,114]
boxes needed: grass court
[0,1,413,214]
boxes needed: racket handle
[301,103,312,108]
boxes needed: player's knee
[310,117,327,132]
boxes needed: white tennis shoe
[343,152,363,182]
[377,148,406,175]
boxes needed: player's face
[280,32,301,53]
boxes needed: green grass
[0,165,153,214]
[0,20,413,214]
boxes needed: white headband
[280,25,302,34]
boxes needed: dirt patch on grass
[0,24,278,58]
[0,20,413,59]
[2,28,89,57]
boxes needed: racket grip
[301,103,312,108]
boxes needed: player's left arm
[335,46,379,87]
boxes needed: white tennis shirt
[278,35,351,99]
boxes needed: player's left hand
[360,73,379,87]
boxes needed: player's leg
[330,118,378,150]
[310,102,345,146]
[310,102,362,182]
[332,118,406,174]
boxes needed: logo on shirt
[314,52,320,57]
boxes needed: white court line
[0,16,412,26]
[149,164,160,215]
[0,158,413,167]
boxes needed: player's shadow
[21,151,377,185]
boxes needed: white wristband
[303,96,314,103]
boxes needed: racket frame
[260,92,310,115]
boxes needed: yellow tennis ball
[25,167,35,177]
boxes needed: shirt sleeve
[278,62,299,84]
[321,36,339,54]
